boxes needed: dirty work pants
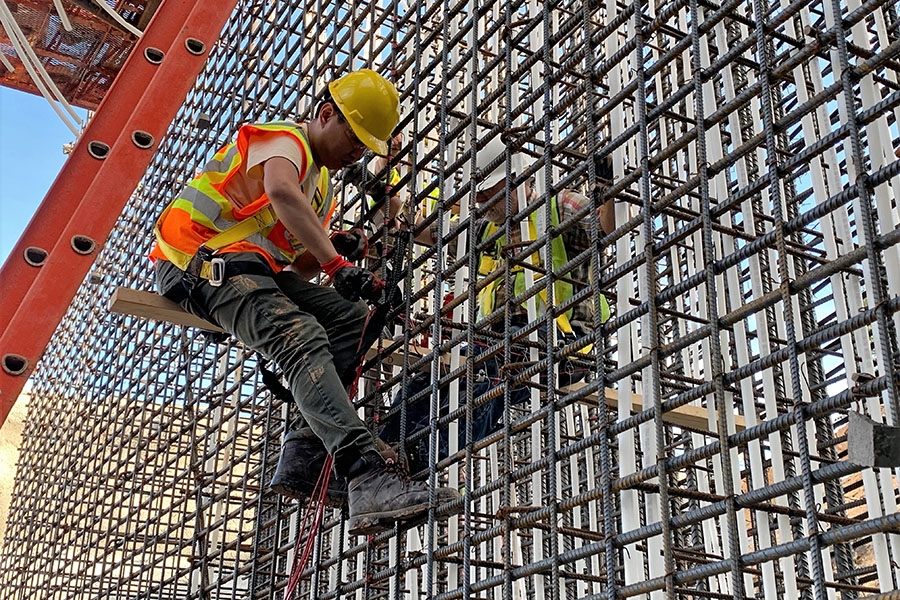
[155,253,377,475]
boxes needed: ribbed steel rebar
[2,0,900,599]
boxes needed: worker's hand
[367,180,390,207]
[340,162,390,206]
[331,228,369,262]
[332,266,385,303]
[340,162,368,187]
[391,196,419,231]
[321,256,384,303]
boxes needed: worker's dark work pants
[379,326,589,473]
[155,253,377,475]
[378,351,530,473]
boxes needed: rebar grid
[2,0,900,598]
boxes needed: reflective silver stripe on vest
[202,144,241,174]
[176,122,330,265]
[177,180,292,264]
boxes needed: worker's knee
[272,317,331,366]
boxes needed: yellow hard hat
[329,69,399,156]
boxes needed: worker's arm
[595,155,616,235]
[288,251,321,280]
[371,134,411,229]
[412,213,439,245]
[263,156,339,265]
[264,156,382,301]
[599,196,615,235]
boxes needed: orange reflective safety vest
[150,121,335,274]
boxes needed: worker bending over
[380,135,616,471]
[150,69,459,535]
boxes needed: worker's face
[475,179,513,224]
[386,132,403,158]
[314,103,367,170]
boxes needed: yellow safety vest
[476,196,610,335]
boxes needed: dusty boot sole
[270,482,305,500]
[347,500,431,536]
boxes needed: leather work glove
[321,256,385,303]
[333,266,385,303]
[330,228,369,262]
[339,162,368,187]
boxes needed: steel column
[0,0,240,426]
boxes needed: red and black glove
[321,256,385,303]
[330,228,369,262]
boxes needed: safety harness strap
[154,204,279,285]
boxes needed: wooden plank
[108,288,429,358]
[110,287,746,432]
[563,385,746,432]
[108,287,225,333]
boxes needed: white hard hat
[475,135,510,192]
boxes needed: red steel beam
[0,0,194,329]
[0,0,240,427]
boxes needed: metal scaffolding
[0,0,156,111]
[2,0,900,598]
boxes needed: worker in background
[379,135,616,473]
[150,69,459,536]
[346,130,408,262]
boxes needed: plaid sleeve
[558,189,590,221]
[558,189,592,255]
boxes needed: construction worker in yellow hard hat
[151,69,459,536]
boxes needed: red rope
[345,307,377,400]
[283,454,333,599]
[284,300,386,597]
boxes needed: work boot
[270,429,348,507]
[346,451,461,536]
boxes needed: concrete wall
[0,392,28,549]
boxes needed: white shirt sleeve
[245,132,307,180]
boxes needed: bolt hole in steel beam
[144,47,165,64]
[132,130,155,149]
[1,354,28,376]
[86,141,110,159]
[70,235,96,255]
[23,247,47,267]
[184,38,205,55]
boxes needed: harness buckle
[183,245,215,291]
[209,257,226,287]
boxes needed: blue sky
[0,87,86,266]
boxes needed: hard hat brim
[346,118,389,156]
[477,169,507,192]
[474,135,511,192]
